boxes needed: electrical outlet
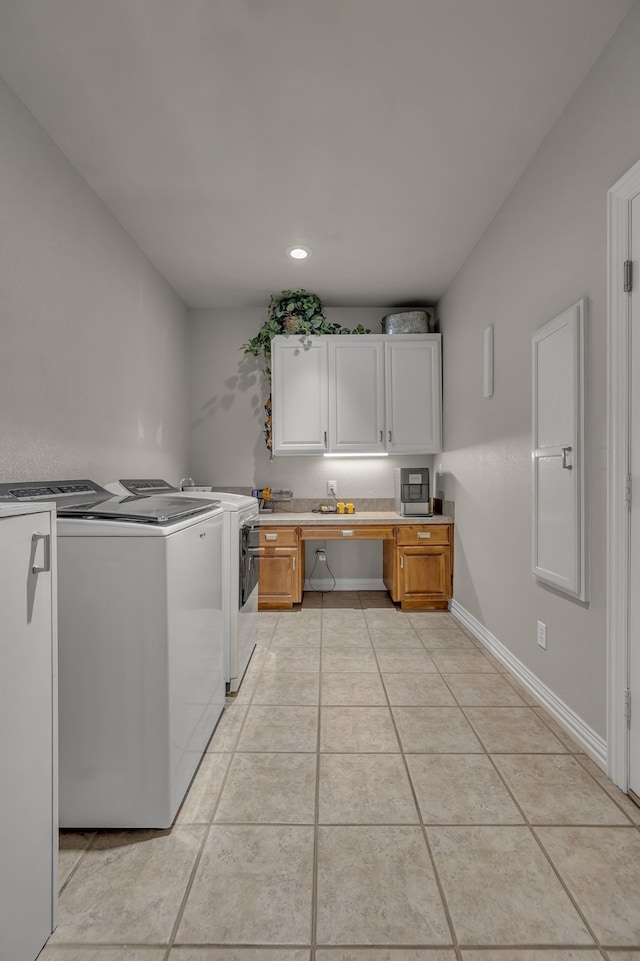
[537,620,547,650]
[327,479,337,496]
[316,549,326,562]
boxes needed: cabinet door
[272,336,328,454]
[0,511,56,960]
[385,335,442,453]
[258,547,298,608]
[398,546,451,604]
[329,339,385,452]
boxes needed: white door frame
[607,158,640,789]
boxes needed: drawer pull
[341,529,354,537]
[265,532,278,541]
[417,531,432,539]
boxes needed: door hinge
[625,688,631,723]
[625,475,632,510]
[624,260,633,292]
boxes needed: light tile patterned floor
[41,592,640,960]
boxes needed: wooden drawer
[258,527,298,547]
[299,524,394,541]
[396,524,450,547]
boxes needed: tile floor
[40,591,640,961]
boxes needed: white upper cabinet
[271,336,328,453]
[272,333,442,456]
[385,336,442,453]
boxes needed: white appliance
[0,480,225,829]
[106,480,259,693]
[0,502,57,960]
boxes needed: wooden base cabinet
[258,527,304,609]
[384,523,453,610]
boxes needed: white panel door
[272,336,328,454]
[385,335,442,453]
[532,300,586,600]
[329,338,385,452]
[629,191,640,799]
[0,510,56,961]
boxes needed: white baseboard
[304,577,386,592]
[449,599,607,770]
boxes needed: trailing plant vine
[241,289,370,384]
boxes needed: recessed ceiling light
[286,245,311,260]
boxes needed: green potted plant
[241,288,369,384]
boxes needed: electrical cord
[307,544,337,593]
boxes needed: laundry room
[2,2,640,958]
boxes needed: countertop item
[258,511,453,526]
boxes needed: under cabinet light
[323,452,389,458]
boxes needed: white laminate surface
[258,511,453,526]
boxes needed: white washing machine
[0,479,225,829]
[107,480,260,693]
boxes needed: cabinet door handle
[388,429,392,442]
[324,431,328,447]
[400,554,404,569]
[341,530,354,537]
[380,430,383,442]
[417,531,432,539]
[265,532,278,541]
[292,555,296,571]
[562,446,573,470]
[31,532,51,574]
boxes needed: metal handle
[380,430,383,442]
[417,531,432,539]
[341,530,354,537]
[31,532,51,574]
[324,431,327,447]
[292,555,296,571]
[265,532,278,541]
[400,554,404,569]
[388,429,392,442]
[562,446,573,470]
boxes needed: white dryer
[0,480,225,829]
[107,480,260,693]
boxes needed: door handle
[562,446,573,470]
[380,430,383,442]
[388,429,392,442]
[400,554,404,569]
[31,532,51,574]
[292,555,296,571]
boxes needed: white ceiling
[0,0,633,308]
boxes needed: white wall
[188,306,435,583]
[438,2,640,738]
[0,74,189,485]
[187,306,433,495]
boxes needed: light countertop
[258,511,453,525]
